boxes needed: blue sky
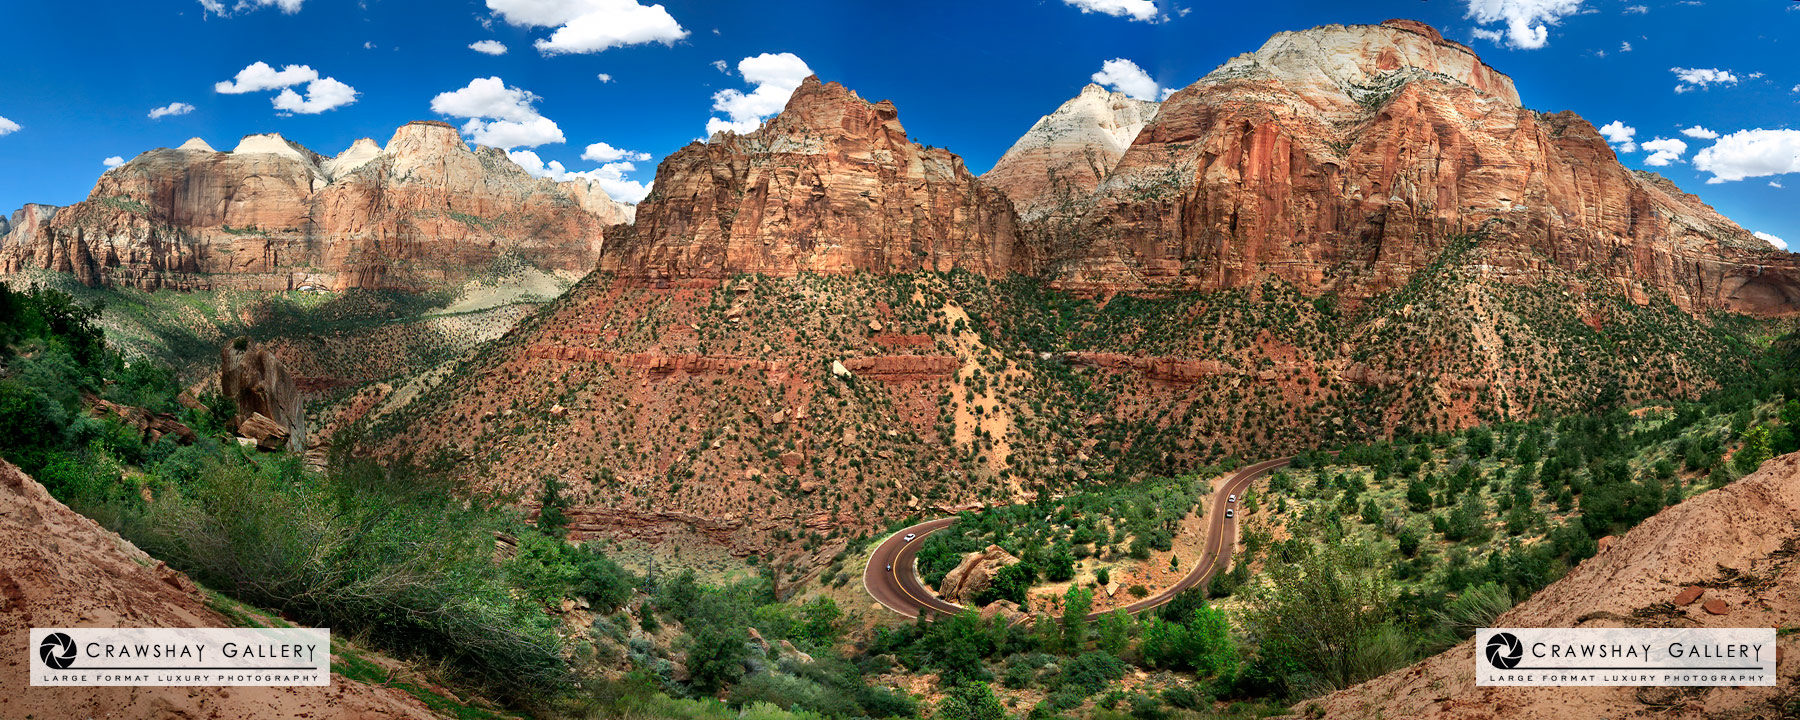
[0,0,1794,247]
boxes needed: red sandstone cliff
[1039,20,1798,315]
[0,122,632,291]
[600,76,1033,281]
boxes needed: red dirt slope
[0,459,440,719]
[1294,451,1800,719]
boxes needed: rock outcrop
[1044,19,1799,315]
[601,76,1033,281]
[1294,451,1800,719]
[983,83,1159,220]
[937,544,1022,604]
[0,459,439,719]
[83,394,198,446]
[221,338,305,451]
[0,122,633,291]
[2,204,57,252]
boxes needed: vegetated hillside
[10,250,575,425]
[0,280,918,720]
[1292,449,1800,720]
[0,459,447,719]
[369,233,1777,569]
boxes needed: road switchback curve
[864,457,1292,620]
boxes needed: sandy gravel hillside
[1291,452,1800,719]
[0,459,440,719]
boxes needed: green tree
[1406,478,1432,513]
[798,596,844,648]
[1735,426,1774,474]
[1045,544,1076,582]
[935,682,1004,720]
[1061,586,1093,653]
[685,625,749,694]
[536,475,571,537]
[1096,609,1131,655]
[1240,541,1392,691]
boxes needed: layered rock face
[982,83,1159,220]
[221,338,305,452]
[0,122,632,291]
[1,204,57,253]
[600,76,1032,281]
[1047,19,1799,315]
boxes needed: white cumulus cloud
[1671,67,1738,93]
[1693,128,1800,184]
[272,77,357,114]
[596,73,613,83]
[1640,137,1688,166]
[199,0,304,15]
[507,149,651,203]
[469,40,509,55]
[581,141,650,163]
[1465,0,1585,49]
[1091,58,1161,102]
[215,62,318,93]
[431,77,565,148]
[216,62,356,115]
[1599,120,1638,153]
[148,102,196,119]
[486,0,687,56]
[705,52,812,137]
[1061,0,1160,22]
[1755,231,1788,251]
[1680,125,1718,140]
[0,116,18,136]
[103,156,126,168]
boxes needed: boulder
[238,412,290,452]
[777,639,813,664]
[938,544,1022,605]
[221,338,305,452]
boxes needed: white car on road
[904,533,916,542]
[1228,494,1236,503]
[1225,508,1235,519]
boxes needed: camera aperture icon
[1486,632,1524,670]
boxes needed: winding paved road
[864,457,1292,620]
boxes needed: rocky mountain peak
[231,132,322,166]
[384,120,469,160]
[177,137,217,153]
[1201,19,1519,110]
[602,76,1030,280]
[323,137,383,179]
[754,75,905,145]
[983,83,1160,218]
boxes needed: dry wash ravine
[863,457,1293,620]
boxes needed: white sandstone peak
[178,137,217,153]
[323,137,382,179]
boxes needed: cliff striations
[0,121,632,291]
[1040,19,1798,315]
[600,76,1033,281]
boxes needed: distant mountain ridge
[1,121,633,291]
